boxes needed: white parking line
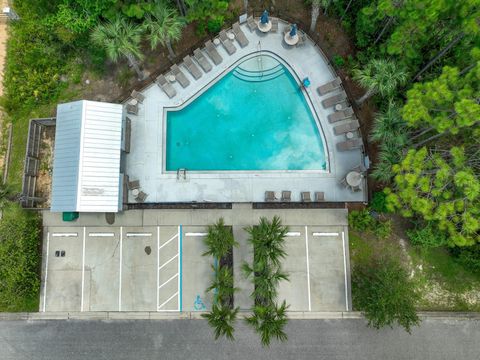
[88,232,114,237]
[158,234,178,251]
[158,273,178,290]
[158,254,179,271]
[158,291,179,310]
[126,232,152,237]
[119,226,123,311]
[342,231,349,311]
[157,226,160,312]
[286,231,301,237]
[51,233,77,237]
[81,227,86,312]
[312,232,339,237]
[184,232,207,237]
[305,226,311,311]
[42,232,50,312]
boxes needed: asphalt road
[0,318,478,360]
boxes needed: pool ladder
[177,168,187,180]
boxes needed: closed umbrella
[260,10,269,24]
[289,23,297,37]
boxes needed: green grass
[0,295,39,312]
[350,230,480,312]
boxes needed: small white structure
[51,100,124,213]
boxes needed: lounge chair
[131,89,145,103]
[183,55,202,80]
[170,64,190,88]
[333,120,360,135]
[135,191,148,203]
[337,138,363,151]
[126,103,138,115]
[296,32,307,47]
[352,184,362,192]
[314,192,325,201]
[322,90,348,108]
[281,191,291,202]
[205,40,223,65]
[283,25,291,35]
[193,49,212,72]
[265,191,276,202]
[339,177,348,187]
[328,107,354,123]
[351,164,368,173]
[301,192,311,202]
[156,74,177,98]
[128,180,140,190]
[232,22,249,47]
[317,77,342,95]
[219,30,237,55]
[271,18,278,32]
[247,16,256,32]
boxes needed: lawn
[350,230,480,312]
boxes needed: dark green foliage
[243,216,289,346]
[352,253,420,333]
[201,304,239,340]
[332,55,345,68]
[370,191,388,213]
[349,210,392,239]
[407,223,449,248]
[0,204,41,311]
[450,245,480,274]
[203,218,237,260]
[202,218,239,340]
[245,301,288,347]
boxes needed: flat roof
[51,100,123,212]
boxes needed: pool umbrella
[260,10,269,24]
[290,23,297,37]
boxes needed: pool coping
[160,51,331,176]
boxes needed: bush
[370,191,388,213]
[407,223,449,248]
[352,254,420,332]
[349,210,392,239]
[0,204,41,311]
[332,55,345,68]
[450,244,480,273]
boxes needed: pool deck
[125,19,366,203]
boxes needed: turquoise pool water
[165,55,326,171]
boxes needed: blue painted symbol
[194,295,206,310]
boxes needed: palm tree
[143,1,185,59]
[202,304,239,340]
[203,218,237,261]
[91,16,145,80]
[245,301,289,346]
[207,264,237,305]
[369,101,408,144]
[245,216,288,268]
[310,0,321,33]
[352,59,408,106]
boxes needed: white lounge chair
[205,40,223,65]
[183,55,202,80]
[219,30,237,55]
[193,49,212,72]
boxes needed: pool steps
[233,64,285,82]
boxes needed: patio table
[258,20,272,32]
[346,171,362,187]
[284,33,299,45]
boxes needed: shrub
[202,304,239,340]
[207,17,223,34]
[352,254,420,332]
[349,210,375,232]
[450,244,480,273]
[203,218,237,260]
[332,55,345,68]
[370,191,388,213]
[0,204,41,311]
[407,223,449,248]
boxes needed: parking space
[41,210,350,313]
[279,225,349,312]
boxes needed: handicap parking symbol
[194,295,206,311]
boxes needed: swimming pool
[165,55,327,171]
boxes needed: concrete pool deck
[125,19,366,204]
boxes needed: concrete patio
[124,18,366,204]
